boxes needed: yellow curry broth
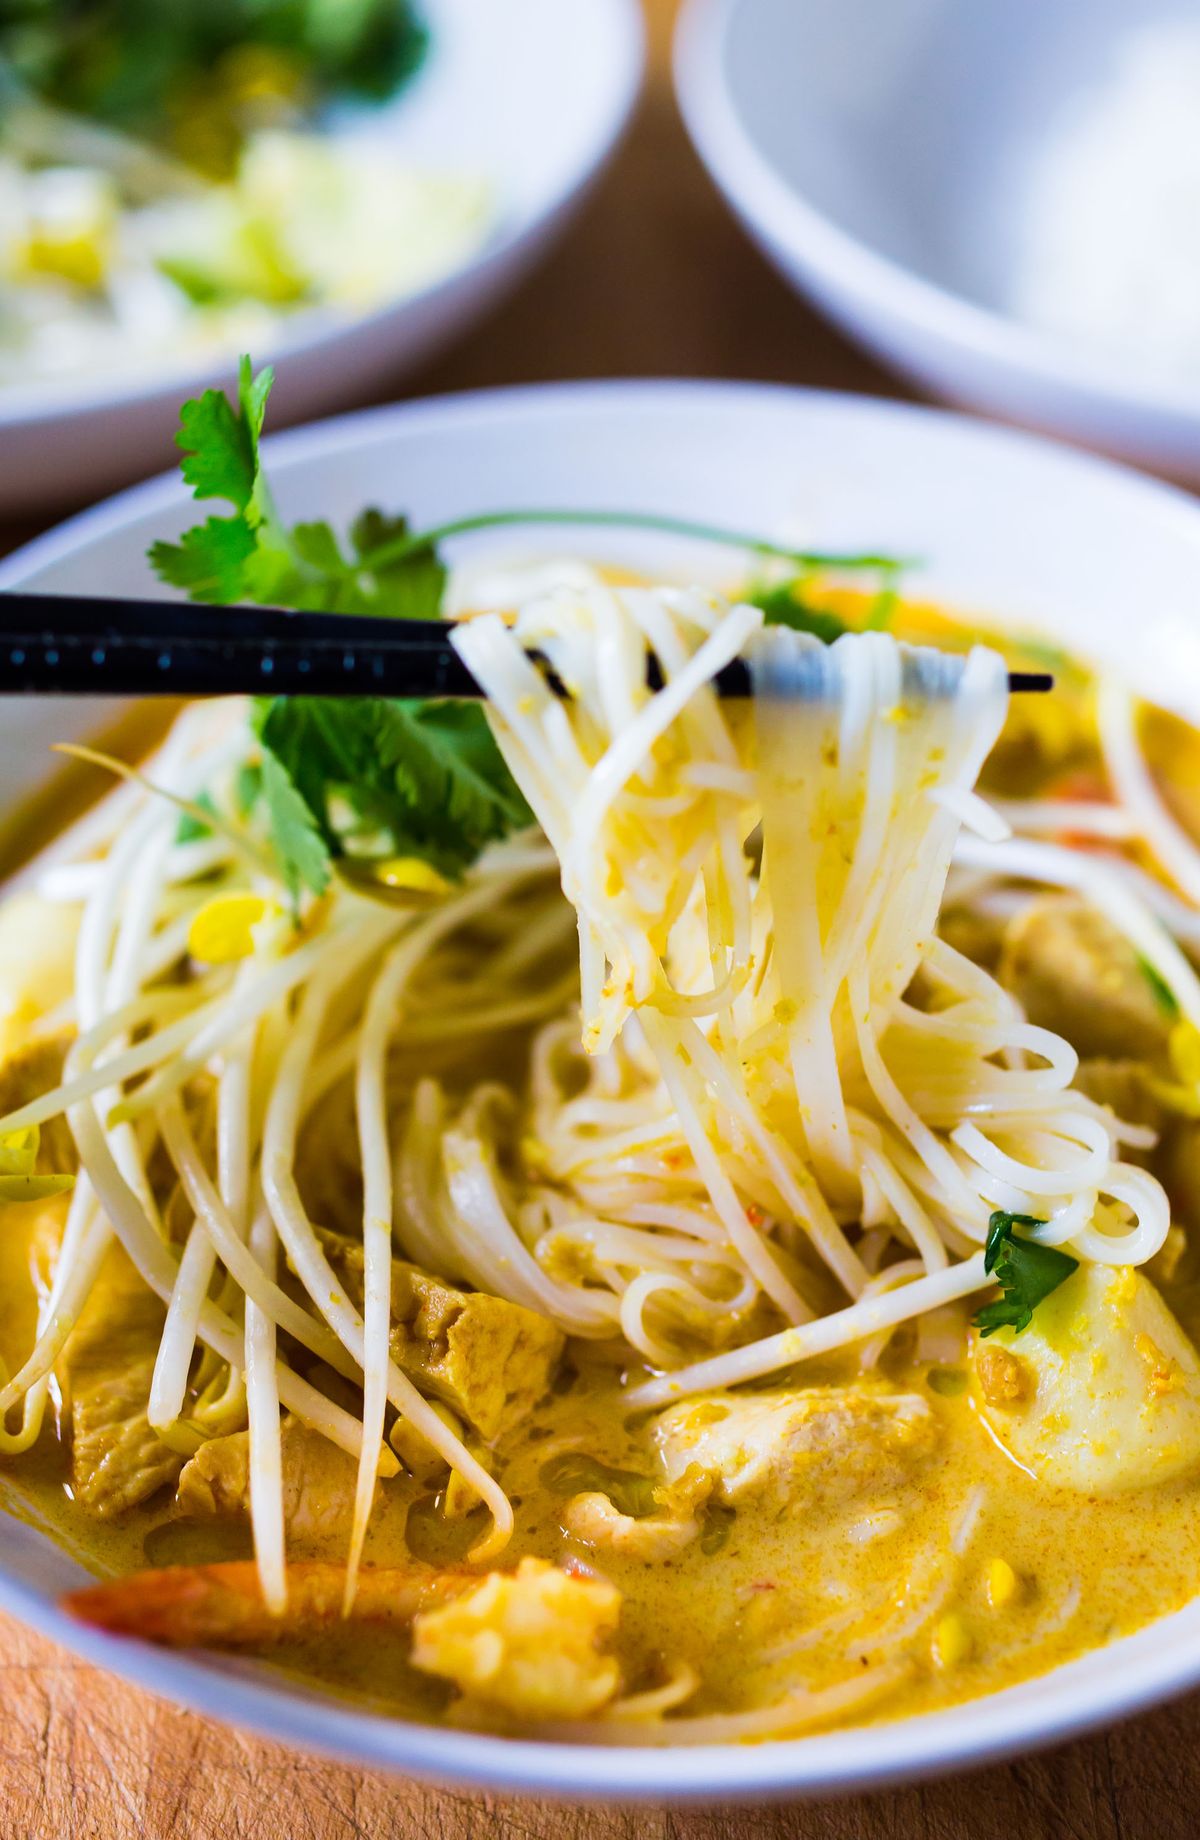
[7,1192,1200,1729]
[3,593,1200,1735]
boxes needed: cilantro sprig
[1137,953,1181,1019]
[149,360,903,619]
[252,696,529,893]
[149,358,447,617]
[748,564,902,642]
[973,1211,1079,1338]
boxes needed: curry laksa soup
[3,550,1200,1745]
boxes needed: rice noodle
[458,588,1171,1410]
[541,1661,911,1745]
[1098,679,1200,905]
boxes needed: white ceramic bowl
[675,0,1200,479]
[0,0,643,515]
[3,380,1200,1798]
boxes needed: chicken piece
[970,1263,1200,1492]
[652,1386,936,1508]
[65,1560,470,1648]
[999,896,1170,1063]
[320,1233,563,1440]
[0,894,79,1061]
[410,1556,621,1720]
[975,1344,1029,1405]
[176,1421,359,1542]
[66,1246,182,1516]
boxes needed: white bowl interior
[720,0,1193,318]
[677,0,1200,476]
[4,380,1200,1796]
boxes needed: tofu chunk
[67,1246,182,1516]
[177,1421,358,1542]
[970,1264,1200,1492]
[321,1235,563,1440]
[652,1385,936,1508]
[999,896,1170,1062]
[410,1556,621,1719]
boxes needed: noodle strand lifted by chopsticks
[453,586,1171,1406]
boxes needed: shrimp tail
[63,1559,471,1649]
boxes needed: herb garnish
[747,558,902,641]
[972,1211,1079,1338]
[538,1451,660,1521]
[149,358,447,618]
[1137,953,1180,1019]
[252,696,529,894]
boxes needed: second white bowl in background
[676,0,1200,480]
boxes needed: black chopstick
[0,592,1052,701]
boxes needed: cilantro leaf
[350,509,446,619]
[149,514,259,603]
[258,750,332,907]
[1137,953,1180,1019]
[150,360,446,619]
[175,361,267,509]
[253,696,530,880]
[973,1211,1079,1338]
[749,581,848,644]
[149,357,279,605]
[176,790,217,844]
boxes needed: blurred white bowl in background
[675,0,1200,479]
[0,0,643,514]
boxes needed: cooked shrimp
[63,1560,473,1649]
[563,1490,701,1560]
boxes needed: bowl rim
[0,0,645,434]
[674,0,1200,430]
[2,1551,1199,1803]
[6,375,1200,1798]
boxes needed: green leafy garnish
[699,1500,738,1554]
[176,789,217,845]
[1137,953,1180,1019]
[350,509,905,581]
[149,361,528,909]
[538,1451,660,1521]
[748,561,901,642]
[749,580,848,644]
[3,0,429,175]
[973,1211,1078,1338]
[256,747,331,905]
[150,359,446,618]
[252,696,529,889]
[151,361,903,620]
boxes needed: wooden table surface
[2,3,1198,1834]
